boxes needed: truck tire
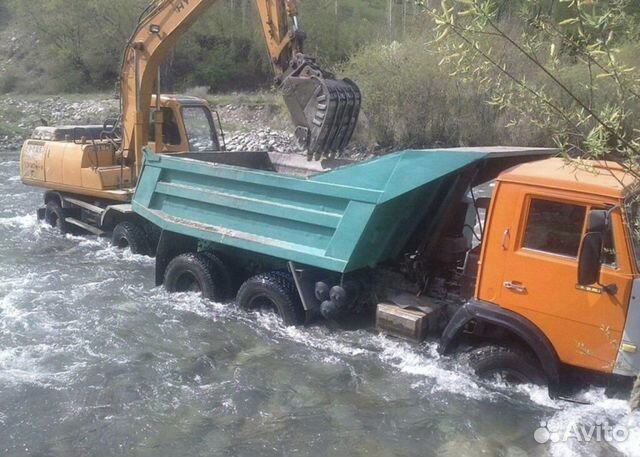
[200,251,233,296]
[236,272,305,326]
[44,201,67,234]
[164,252,230,302]
[467,344,546,385]
[112,222,149,256]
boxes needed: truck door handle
[501,229,510,250]
[504,281,526,293]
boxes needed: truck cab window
[602,223,617,267]
[181,106,218,152]
[149,108,181,146]
[522,199,586,257]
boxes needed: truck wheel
[236,272,305,326]
[44,201,67,234]
[164,253,230,302]
[112,222,149,255]
[201,251,233,295]
[467,344,546,385]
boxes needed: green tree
[426,0,640,173]
[9,0,146,92]
[3,0,416,93]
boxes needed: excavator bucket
[281,59,361,161]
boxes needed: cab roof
[151,94,208,105]
[498,158,638,199]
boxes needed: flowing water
[0,149,638,457]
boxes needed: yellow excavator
[20,0,360,253]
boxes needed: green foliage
[6,0,147,92]
[428,0,640,168]
[344,38,513,148]
[0,68,18,94]
[1,0,414,94]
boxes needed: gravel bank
[0,95,118,150]
[0,94,374,159]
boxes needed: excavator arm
[120,0,361,179]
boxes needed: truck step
[376,294,445,342]
[63,197,105,216]
[65,217,107,237]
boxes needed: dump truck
[131,145,640,395]
[19,0,360,253]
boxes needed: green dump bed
[132,147,553,273]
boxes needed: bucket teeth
[282,73,361,161]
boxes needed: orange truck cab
[439,158,640,391]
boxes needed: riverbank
[0,92,373,158]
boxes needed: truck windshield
[182,106,218,152]
[625,194,640,269]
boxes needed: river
[0,149,638,457]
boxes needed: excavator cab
[147,95,222,154]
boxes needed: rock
[1,95,375,160]
[0,95,119,150]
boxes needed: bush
[343,26,635,150]
[344,39,511,148]
[0,70,18,94]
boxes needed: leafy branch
[421,0,640,176]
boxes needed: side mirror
[577,231,603,286]
[588,209,608,233]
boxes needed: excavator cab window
[181,106,219,152]
[149,108,181,146]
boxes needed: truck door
[479,188,632,373]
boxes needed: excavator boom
[121,0,360,176]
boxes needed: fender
[440,299,561,393]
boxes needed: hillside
[0,0,414,94]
